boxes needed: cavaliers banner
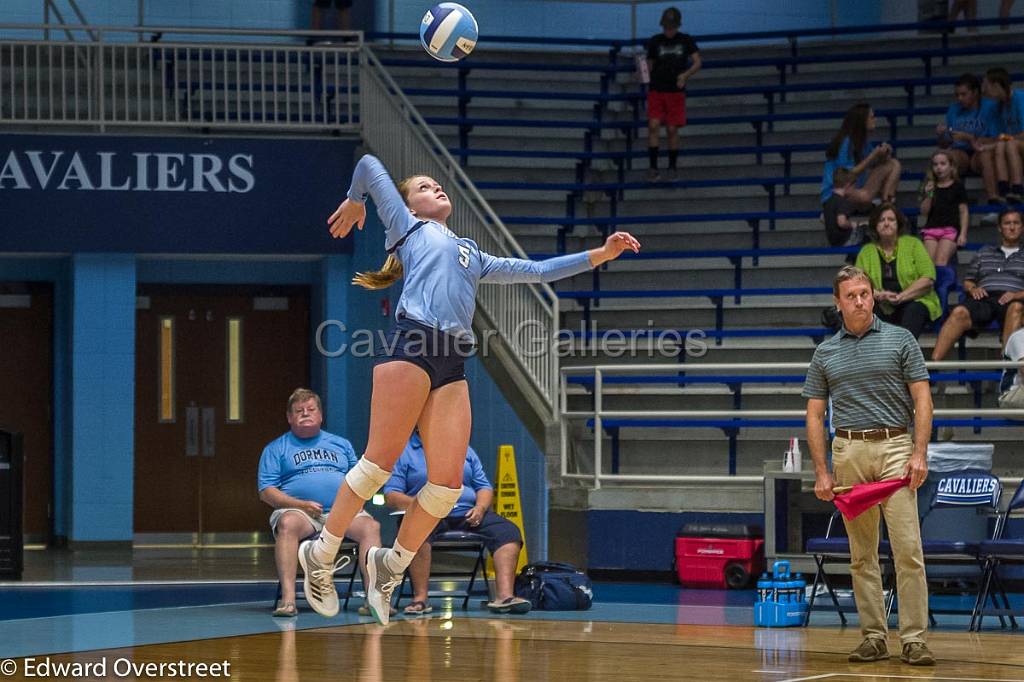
[933,470,1002,508]
[0,133,355,254]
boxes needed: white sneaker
[365,546,403,625]
[297,539,350,618]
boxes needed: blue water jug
[754,561,808,627]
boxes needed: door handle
[202,407,215,457]
[185,405,199,456]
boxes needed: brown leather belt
[835,427,907,442]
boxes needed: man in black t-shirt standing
[645,7,701,181]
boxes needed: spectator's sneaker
[365,546,403,625]
[1007,192,1023,204]
[646,169,660,182]
[900,642,936,666]
[848,637,889,662]
[297,539,349,618]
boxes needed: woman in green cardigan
[854,202,942,339]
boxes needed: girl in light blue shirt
[299,154,640,624]
[821,103,901,207]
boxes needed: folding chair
[804,510,896,626]
[971,478,1024,631]
[919,470,1002,627]
[396,529,491,610]
[272,536,360,611]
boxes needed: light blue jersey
[996,90,1024,136]
[347,155,592,341]
[945,98,1001,149]
[381,433,492,516]
[257,430,358,511]
[820,136,874,204]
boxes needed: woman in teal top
[855,203,941,339]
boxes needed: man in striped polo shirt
[932,207,1024,361]
[803,265,935,666]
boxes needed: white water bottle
[635,50,650,84]
[789,437,802,472]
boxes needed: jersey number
[457,244,471,268]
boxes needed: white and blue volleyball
[420,3,478,62]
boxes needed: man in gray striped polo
[803,265,935,666]
[932,207,1024,362]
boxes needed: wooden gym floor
[4,618,1023,681]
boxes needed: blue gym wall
[4,1,881,39]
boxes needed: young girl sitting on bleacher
[919,149,969,266]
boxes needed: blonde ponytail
[352,175,420,290]
[353,253,403,289]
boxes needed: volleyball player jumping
[298,154,640,624]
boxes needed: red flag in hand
[832,478,911,521]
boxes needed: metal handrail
[1,26,360,132]
[8,21,364,40]
[42,0,96,42]
[560,360,1024,489]
[359,45,559,417]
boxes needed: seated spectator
[978,68,1019,201]
[821,103,901,211]
[258,388,384,617]
[383,432,531,615]
[919,150,970,266]
[855,203,941,339]
[312,0,352,31]
[949,0,1017,30]
[932,208,1024,361]
[984,67,1024,203]
[937,73,1001,206]
[823,167,867,249]
[1000,326,1024,407]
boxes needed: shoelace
[310,554,352,593]
[379,574,401,598]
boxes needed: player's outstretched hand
[602,231,641,261]
[328,198,366,239]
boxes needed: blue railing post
[610,426,621,474]
[729,256,742,291]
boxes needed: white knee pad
[416,482,463,519]
[345,457,391,500]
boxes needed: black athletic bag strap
[386,221,428,254]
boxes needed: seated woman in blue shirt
[821,103,902,211]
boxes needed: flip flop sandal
[403,600,434,615]
[273,602,298,617]
[487,597,532,615]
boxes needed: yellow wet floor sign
[488,444,528,576]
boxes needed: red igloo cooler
[674,523,765,589]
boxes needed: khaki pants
[831,433,928,644]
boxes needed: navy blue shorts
[375,317,476,390]
[428,510,522,554]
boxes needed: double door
[134,287,310,539]
[0,284,53,543]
